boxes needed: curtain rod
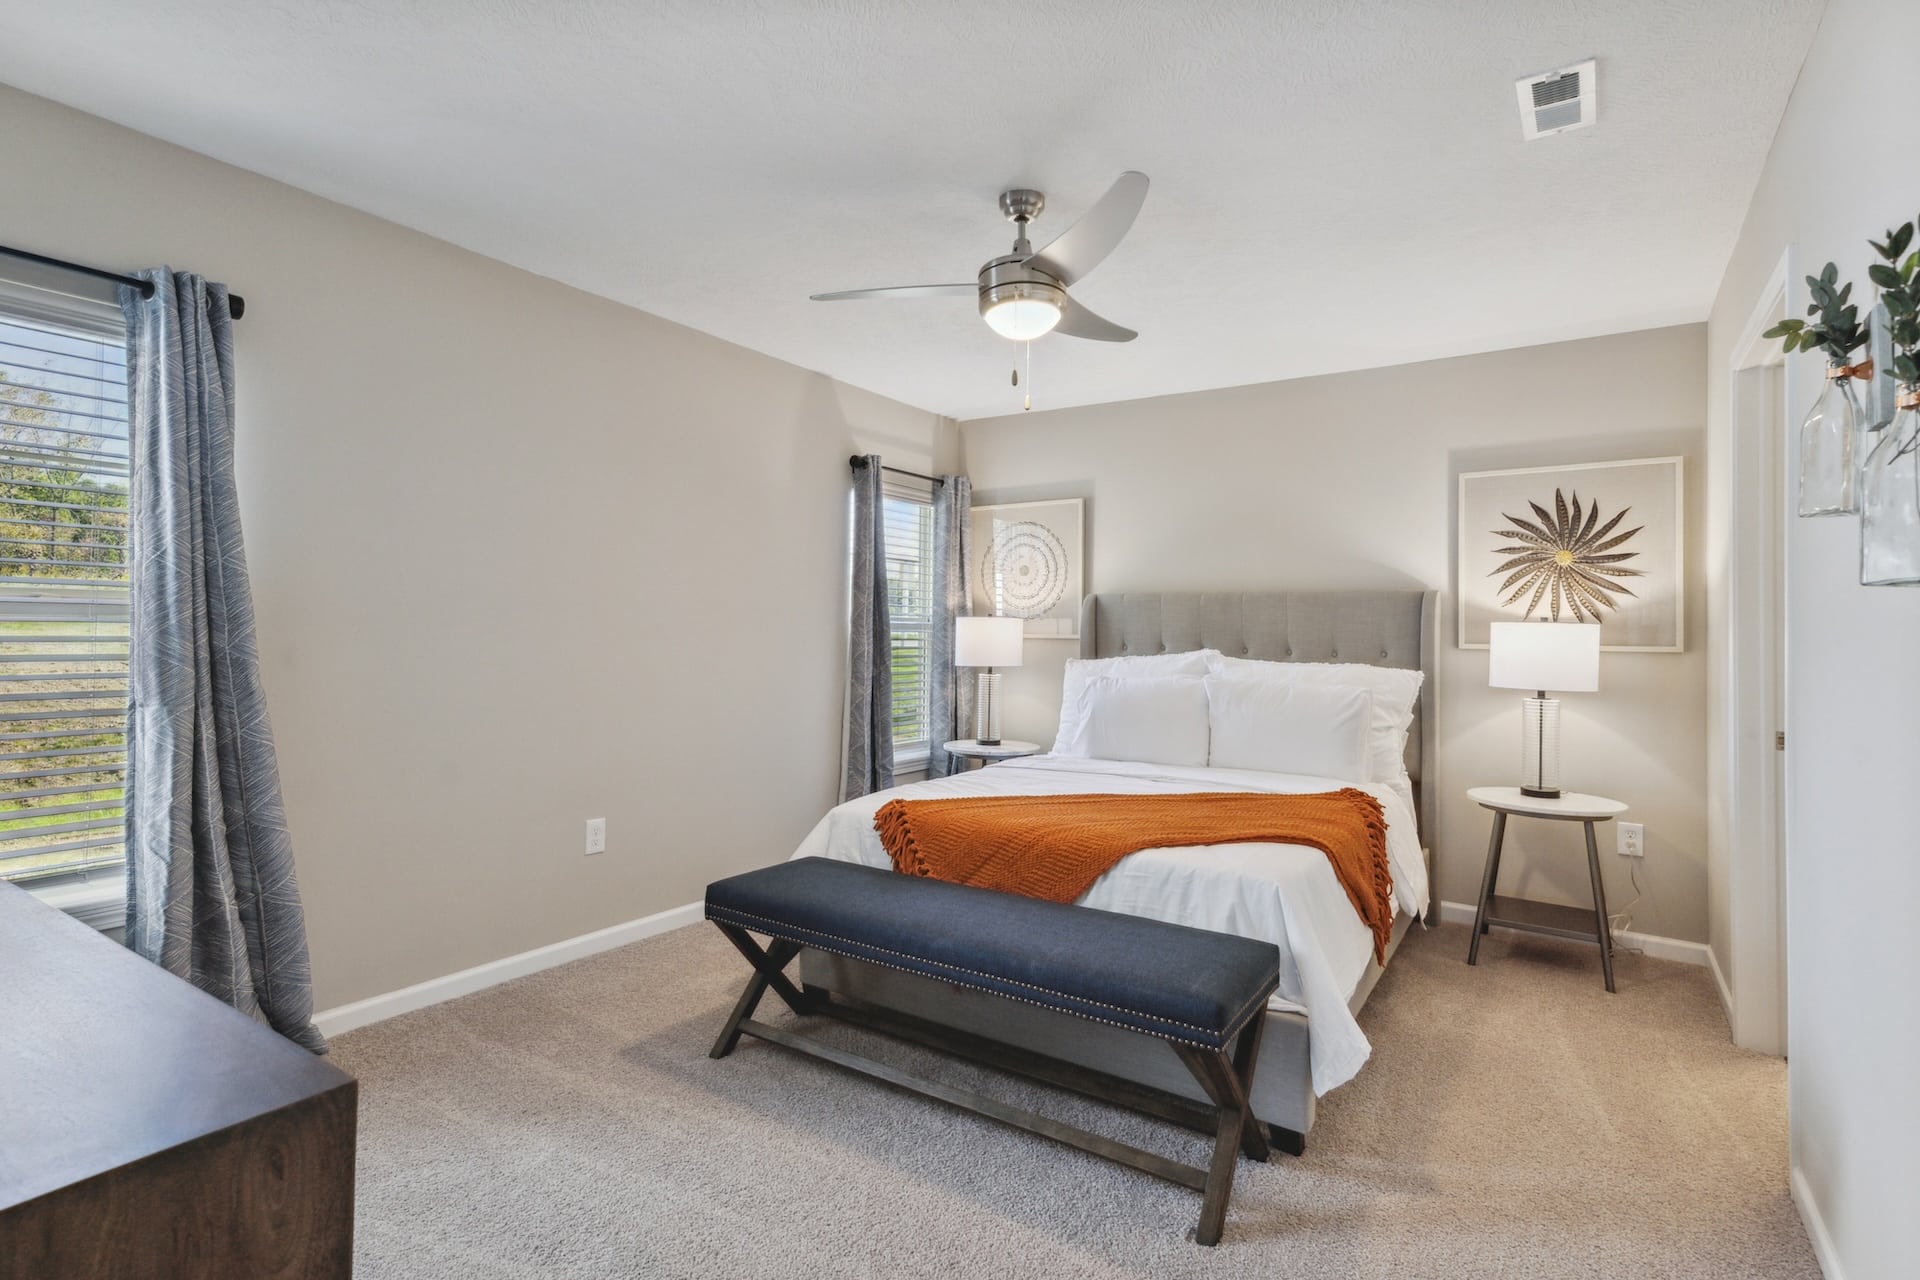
[0,243,247,320]
[848,455,944,486]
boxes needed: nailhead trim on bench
[705,903,1276,1050]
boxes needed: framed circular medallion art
[969,498,1084,638]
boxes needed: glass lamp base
[974,671,1002,745]
[1519,695,1562,798]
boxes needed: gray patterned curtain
[926,474,973,777]
[120,269,324,1053]
[841,456,894,801]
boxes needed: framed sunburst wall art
[1458,457,1685,653]
[970,498,1084,639]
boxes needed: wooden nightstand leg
[1467,811,1506,965]
[1583,820,1617,993]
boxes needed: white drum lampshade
[954,616,1025,669]
[1488,622,1600,799]
[955,616,1024,746]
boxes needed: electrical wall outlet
[584,817,606,856]
[1617,821,1644,858]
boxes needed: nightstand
[943,739,1042,770]
[1465,786,1628,993]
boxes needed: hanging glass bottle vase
[1860,386,1920,586]
[1797,363,1864,516]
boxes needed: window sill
[27,876,125,933]
[893,746,930,774]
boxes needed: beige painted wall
[0,85,956,1010]
[1706,1,1920,1273]
[962,326,1708,941]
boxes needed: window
[0,289,129,884]
[882,475,935,767]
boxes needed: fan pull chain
[1007,344,1033,410]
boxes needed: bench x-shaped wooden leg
[708,925,808,1060]
[1227,1017,1270,1163]
[1174,1016,1268,1247]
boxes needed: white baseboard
[319,896,1707,1040]
[1436,900,1709,967]
[1791,1165,1844,1280]
[314,899,704,1040]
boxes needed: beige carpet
[331,920,1816,1279]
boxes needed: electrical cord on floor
[1608,858,1646,955]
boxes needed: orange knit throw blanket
[873,789,1395,963]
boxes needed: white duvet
[789,755,1429,1096]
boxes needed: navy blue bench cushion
[706,858,1280,1050]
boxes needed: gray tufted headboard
[1079,590,1439,846]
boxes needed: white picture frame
[1458,457,1685,653]
[969,498,1084,639]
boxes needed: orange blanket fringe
[873,789,1395,964]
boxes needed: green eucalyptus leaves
[1763,261,1869,365]
[1867,219,1919,385]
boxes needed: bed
[791,589,1438,1144]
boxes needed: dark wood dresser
[0,880,356,1278]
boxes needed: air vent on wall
[1516,59,1597,140]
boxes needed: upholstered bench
[705,857,1280,1245]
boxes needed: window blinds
[882,474,935,759]
[0,295,129,883]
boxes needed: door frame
[1720,250,1790,1056]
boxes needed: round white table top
[943,739,1042,759]
[1468,786,1627,820]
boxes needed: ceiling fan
[810,171,1149,343]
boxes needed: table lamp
[1488,621,1600,798]
[954,616,1023,746]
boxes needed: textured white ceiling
[0,1,1823,420]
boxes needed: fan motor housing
[977,255,1065,319]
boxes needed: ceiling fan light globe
[983,297,1062,341]
[983,264,1075,339]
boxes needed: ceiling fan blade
[810,284,975,302]
[1023,171,1149,286]
[1053,295,1136,342]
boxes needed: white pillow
[1205,654,1423,784]
[1205,676,1373,781]
[1054,649,1217,750]
[1065,674,1211,768]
